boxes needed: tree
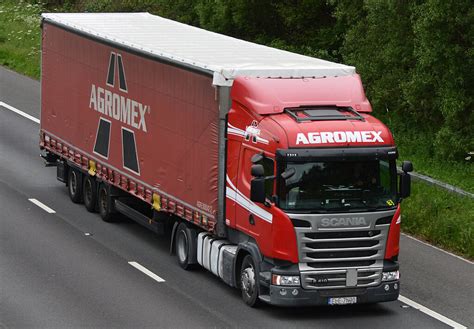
[405,0,474,160]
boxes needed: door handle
[249,214,255,225]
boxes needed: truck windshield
[279,159,397,213]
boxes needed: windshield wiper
[323,185,362,192]
[318,198,396,212]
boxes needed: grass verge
[402,181,473,259]
[0,1,43,79]
[395,129,473,194]
[398,152,473,195]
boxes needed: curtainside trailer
[40,13,413,307]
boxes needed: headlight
[272,274,300,286]
[382,270,400,282]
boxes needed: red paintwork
[226,76,397,263]
[231,75,372,115]
[385,205,401,259]
[40,23,219,230]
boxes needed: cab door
[235,144,274,237]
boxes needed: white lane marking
[128,261,165,283]
[28,198,56,213]
[0,101,40,124]
[402,233,473,265]
[399,295,467,329]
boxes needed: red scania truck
[39,13,413,307]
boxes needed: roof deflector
[284,106,365,122]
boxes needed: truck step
[41,152,58,167]
[258,295,271,303]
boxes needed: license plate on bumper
[328,297,357,305]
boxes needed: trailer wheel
[83,175,97,212]
[240,255,260,307]
[68,168,83,203]
[175,222,197,270]
[98,184,115,222]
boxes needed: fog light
[394,283,398,290]
[382,270,400,282]
[384,284,390,291]
[272,274,300,286]
[292,289,299,296]
[280,289,287,296]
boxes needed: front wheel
[240,255,260,307]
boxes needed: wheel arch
[234,241,263,287]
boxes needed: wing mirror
[250,177,266,203]
[251,164,264,177]
[250,164,266,203]
[399,161,413,199]
[402,160,413,173]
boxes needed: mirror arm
[272,195,279,204]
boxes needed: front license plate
[328,297,357,305]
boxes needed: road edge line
[0,100,40,124]
[402,233,473,265]
[128,261,165,283]
[399,295,467,329]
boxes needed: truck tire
[175,222,197,270]
[240,255,260,307]
[98,183,115,222]
[68,168,83,204]
[83,175,97,212]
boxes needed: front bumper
[266,280,399,306]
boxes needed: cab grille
[289,211,394,290]
[302,229,385,270]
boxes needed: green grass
[398,152,473,194]
[402,181,474,259]
[395,129,473,194]
[0,1,43,79]
[1,0,472,260]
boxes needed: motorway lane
[400,235,474,327]
[0,180,229,328]
[1,65,471,327]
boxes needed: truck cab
[225,74,412,306]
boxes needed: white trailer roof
[42,12,355,86]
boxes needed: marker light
[382,270,400,282]
[152,193,161,211]
[88,160,96,176]
[272,274,300,286]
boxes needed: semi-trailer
[39,12,413,307]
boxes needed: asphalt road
[1,66,472,328]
